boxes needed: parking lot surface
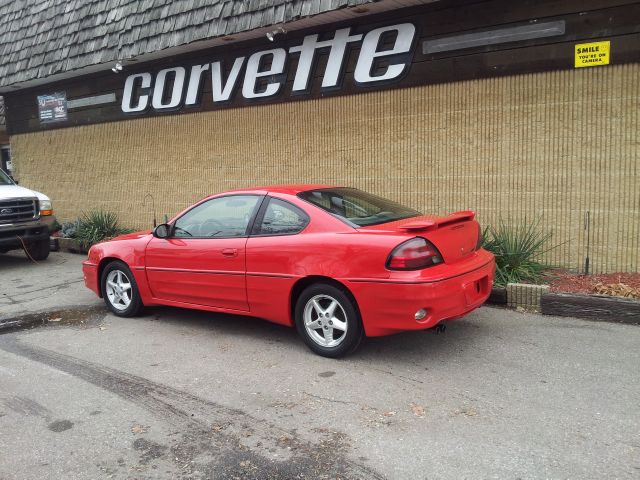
[0,251,639,479]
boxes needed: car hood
[111,230,152,241]
[0,184,50,202]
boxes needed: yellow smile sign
[575,41,610,68]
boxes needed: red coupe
[83,186,495,357]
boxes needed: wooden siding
[10,63,640,273]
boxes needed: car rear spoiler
[398,211,475,232]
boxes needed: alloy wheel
[105,269,132,311]
[303,294,348,348]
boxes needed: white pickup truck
[0,169,56,260]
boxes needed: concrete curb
[56,237,88,254]
[488,287,507,305]
[506,283,550,312]
[486,285,639,325]
[541,292,640,325]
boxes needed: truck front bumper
[0,216,56,250]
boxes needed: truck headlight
[39,199,53,216]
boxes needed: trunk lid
[360,211,480,264]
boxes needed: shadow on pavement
[135,305,488,364]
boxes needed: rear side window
[255,198,309,236]
[298,187,420,227]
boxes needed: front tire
[295,283,363,358]
[100,261,143,317]
[25,238,50,261]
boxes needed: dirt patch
[0,305,106,334]
[133,438,168,465]
[48,419,74,432]
[548,271,640,299]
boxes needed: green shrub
[481,218,554,286]
[60,220,80,238]
[75,210,133,248]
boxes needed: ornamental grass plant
[481,218,554,287]
[74,210,133,248]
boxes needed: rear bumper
[346,254,495,336]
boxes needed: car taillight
[386,237,443,270]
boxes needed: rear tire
[295,283,363,358]
[100,261,143,317]
[25,238,50,261]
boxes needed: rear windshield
[298,188,421,227]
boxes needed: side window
[173,195,260,238]
[256,198,309,236]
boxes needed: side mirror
[153,223,171,239]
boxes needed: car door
[145,194,263,311]
[245,196,311,321]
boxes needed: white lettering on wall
[152,67,186,109]
[320,28,364,89]
[289,28,363,92]
[121,73,151,113]
[354,23,416,84]
[212,57,245,102]
[120,22,416,113]
[242,49,286,99]
[184,64,210,106]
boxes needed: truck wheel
[25,238,50,261]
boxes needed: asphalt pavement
[0,251,638,479]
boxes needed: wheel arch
[289,275,361,325]
[97,256,126,297]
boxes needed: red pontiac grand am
[83,186,495,357]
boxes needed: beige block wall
[11,64,640,273]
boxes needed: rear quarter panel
[245,195,407,325]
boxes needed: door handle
[221,248,238,257]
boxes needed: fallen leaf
[382,411,397,417]
[131,424,148,434]
[49,317,62,322]
[410,403,425,418]
[99,326,107,331]
[593,282,640,299]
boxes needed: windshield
[298,187,421,227]
[0,169,14,185]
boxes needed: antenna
[584,210,590,275]
[143,193,157,227]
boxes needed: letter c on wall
[121,73,152,113]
